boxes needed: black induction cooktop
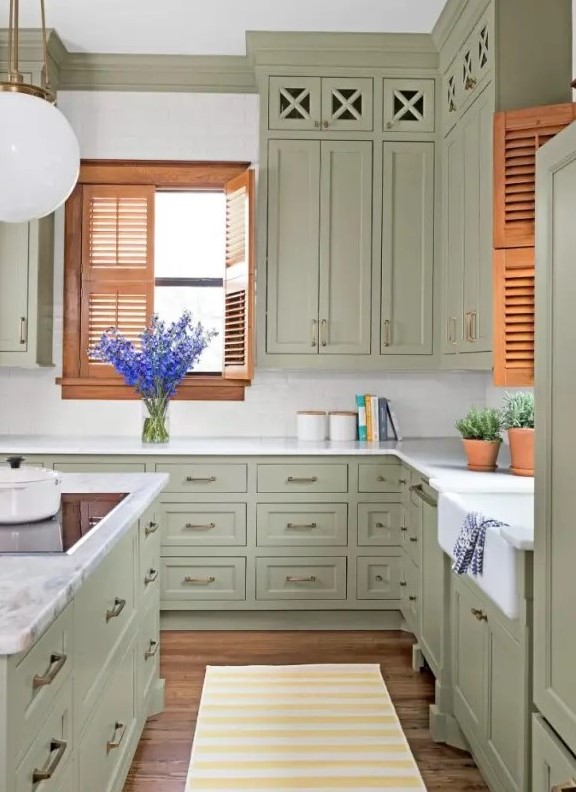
[0,493,129,554]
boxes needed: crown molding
[246,31,438,71]
[433,0,489,72]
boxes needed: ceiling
[0,0,447,55]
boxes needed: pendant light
[0,0,80,223]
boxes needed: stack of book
[355,395,401,442]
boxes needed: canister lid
[297,410,326,415]
[328,411,357,416]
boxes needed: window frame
[59,160,252,401]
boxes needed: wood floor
[124,630,488,791]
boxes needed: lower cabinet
[419,496,443,677]
[533,714,576,792]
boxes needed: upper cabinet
[268,76,373,132]
[383,79,435,133]
[0,217,54,368]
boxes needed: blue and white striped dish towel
[452,512,509,576]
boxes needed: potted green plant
[455,407,503,472]
[501,391,534,476]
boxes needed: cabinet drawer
[161,558,246,601]
[74,526,137,730]
[156,463,247,493]
[56,463,146,473]
[256,557,347,600]
[78,638,138,792]
[10,604,73,765]
[139,602,161,707]
[162,503,247,547]
[533,714,576,792]
[257,503,347,546]
[15,680,73,792]
[357,556,402,600]
[257,464,348,493]
[357,503,402,545]
[358,463,402,492]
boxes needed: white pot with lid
[0,456,63,524]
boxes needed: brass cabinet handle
[107,721,126,752]
[286,575,317,583]
[399,581,407,587]
[323,120,329,129]
[471,607,488,622]
[286,522,317,530]
[377,475,388,482]
[184,576,215,584]
[410,483,437,508]
[19,316,26,345]
[287,476,318,483]
[375,575,384,582]
[409,537,418,543]
[32,738,67,783]
[400,526,408,533]
[399,478,407,485]
[409,595,417,602]
[382,319,391,347]
[144,521,159,536]
[106,597,126,622]
[470,311,478,342]
[320,319,328,347]
[465,76,477,91]
[144,568,158,586]
[144,639,160,660]
[314,121,321,129]
[33,652,67,689]
[185,522,216,530]
[311,319,318,347]
[447,316,457,344]
[552,782,576,792]
[375,522,385,528]
[186,476,216,483]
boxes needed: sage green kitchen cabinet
[441,125,463,354]
[268,76,373,132]
[452,575,487,740]
[532,714,576,792]
[267,139,373,355]
[0,215,54,367]
[419,493,443,677]
[381,142,434,355]
[534,121,576,758]
[383,79,435,134]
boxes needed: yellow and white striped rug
[186,664,426,791]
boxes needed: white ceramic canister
[296,411,327,442]
[328,411,358,442]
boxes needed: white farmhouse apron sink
[438,491,534,619]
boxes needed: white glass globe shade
[0,92,80,223]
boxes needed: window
[59,161,255,400]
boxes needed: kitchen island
[0,471,168,792]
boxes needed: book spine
[355,395,367,441]
[365,395,373,442]
[378,398,388,441]
[386,400,401,441]
[371,396,379,442]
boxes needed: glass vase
[141,400,170,444]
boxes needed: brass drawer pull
[186,476,216,483]
[552,782,576,792]
[184,576,215,585]
[470,310,478,342]
[32,652,67,689]
[19,316,27,345]
[144,569,158,586]
[375,522,385,528]
[145,521,159,536]
[286,522,317,530]
[144,639,160,660]
[32,738,67,783]
[399,581,407,587]
[465,76,477,91]
[377,476,388,482]
[286,575,317,583]
[107,721,126,752]
[409,537,418,543]
[106,597,126,622]
[185,522,216,530]
[399,478,407,485]
[287,476,318,483]
[471,607,488,622]
[409,483,437,508]
[320,318,328,347]
[310,319,318,347]
[400,526,408,533]
[382,319,391,347]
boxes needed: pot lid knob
[6,456,25,469]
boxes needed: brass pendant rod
[40,0,50,89]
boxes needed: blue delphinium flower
[91,311,217,442]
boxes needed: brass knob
[471,607,488,622]
[375,575,383,582]
[323,120,329,129]
[399,581,407,587]
[409,595,417,602]
[409,537,418,543]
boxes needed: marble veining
[0,472,168,656]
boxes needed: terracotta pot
[507,428,534,477]
[462,439,502,472]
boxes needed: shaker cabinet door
[0,221,29,352]
[266,140,321,354]
[381,142,434,355]
[442,126,464,354]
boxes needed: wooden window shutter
[223,169,255,381]
[493,103,576,248]
[80,185,154,378]
[493,248,535,386]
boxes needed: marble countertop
[0,435,534,495]
[0,472,168,656]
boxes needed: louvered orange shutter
[493,248,535,386]
[493,103,576,248]
[80,185,154,378]
[223,169,255,381]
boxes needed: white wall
[0,91,489,438]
